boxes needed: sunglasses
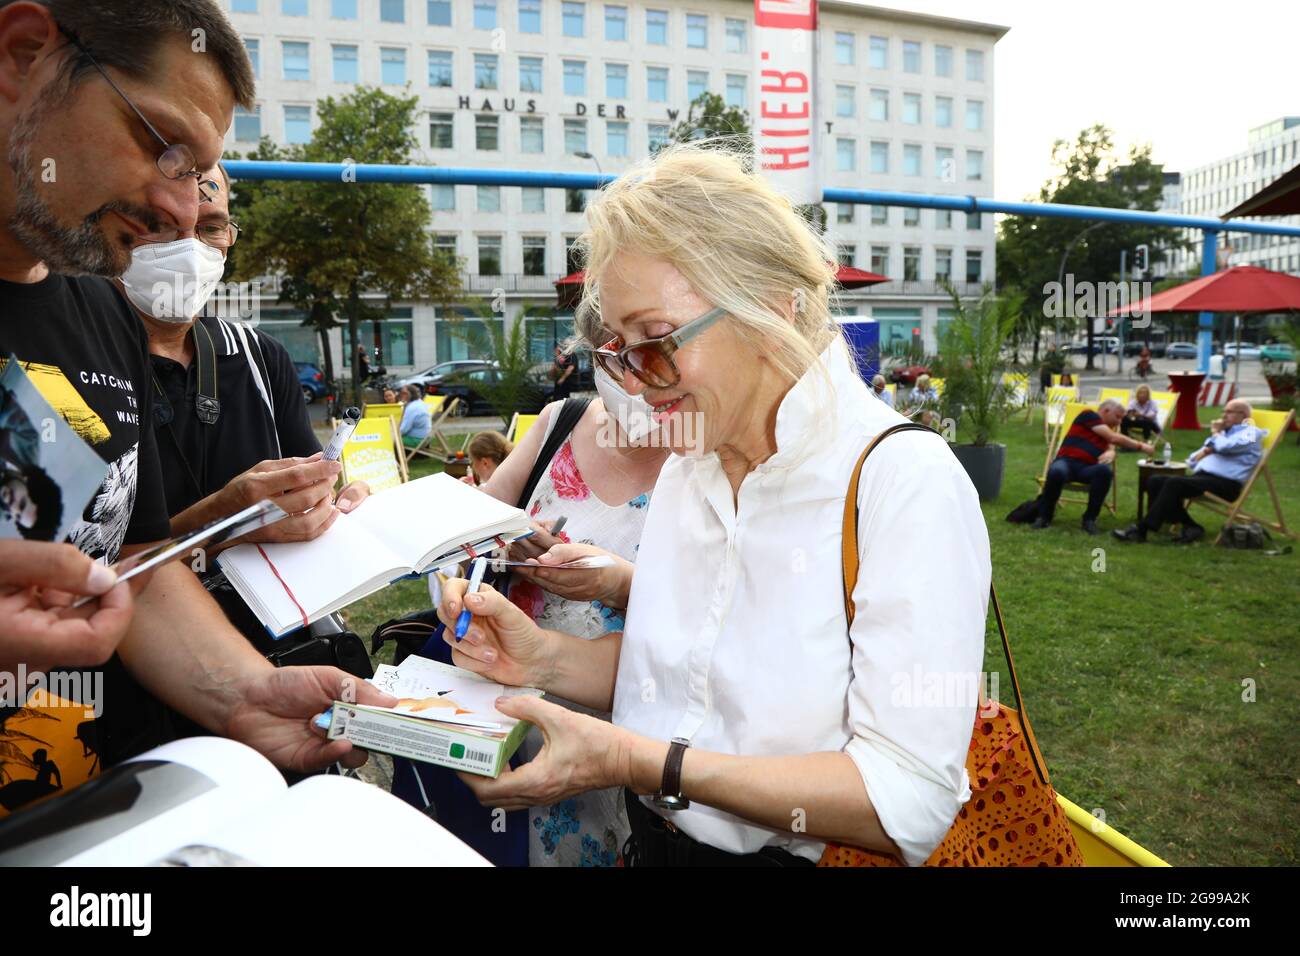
[592,307,725,389]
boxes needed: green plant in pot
[934,284,1024,501]
[1263,315,1299,405]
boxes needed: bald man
[1113,399,1265,544]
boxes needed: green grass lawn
[341,405,1300,865]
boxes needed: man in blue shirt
[399,383,433,447]
[1113,400,1264,544]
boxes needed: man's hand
[223,665,397,772]
[1210,419,1224,434]
[220,455,344,545]
[0,541,133,672]
[335,479,370,514]
[1098,447,1117,466]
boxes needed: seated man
[869,374,894,408]
[1120,384,1161,442]
[1113,399,1263,544]
[399,383,433,447]
[1032,399,1153,534]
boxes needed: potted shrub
[934,285,1023,500]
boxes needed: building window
[648,122,669,151]
[563,1,585,37]
[332,0,358,15]
[903,207,920,227]
[869,35,888,69]
[835,85,854,118]
[935,95,953,128]
[935,146,954,182]
[519,0,541,33]
[565,188,587,213]
[284,105,311,143]
[687,70,708,102]
[234,105,261,142]
[966,49,985,82]
[432,184,455,210]
[282,0,307,16]
[428,50,452,87]
[871,205,887,226]
[564,117,588,154]
[381,47,406,85]
[902,40,921,74]
[475,53,498,89]
[605,4,627,40]
[434,234,457,263]
[427,0,451,26]
[965,249,982,283]
[478,236,502,275]
[838,244,856,267]
[522,187,546,213]
[903,143,921,177]
[934,44,952,76]
[870,140,888,174]
[476,113,500,150]
[966,149,984,181]
[332,45,358,83]
[966,99,984,131]
[519,56,543,92]
[902,92,920,124]
[935,248,952,281]
[522,236,547,275]
[477,185,501,212]
[837,203,854,224]
[232,0,257,11]
[607,119,629,156]
[430,112,454,148]
[520,116,544,153]
[725,73,746,109]
[646,9,668,45]
[282,41,309,81]
[563,60,586,97]
[381,0,405,22]
[243,38,260,79]
[936,209,952,229]
[474,0,498,29]
[966,210,982,230]
[836,138,855,172]
[868,88,888,121]
[686,14,707,49]
[726,18,747,53]
[903,246,920,281]
[646,66,668,102]
[871,245,890,277]
[606,62,628,99]
[835,32,853,65]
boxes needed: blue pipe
[1198,231,1218,374]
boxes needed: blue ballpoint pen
[455,557,488,642]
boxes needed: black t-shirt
[0,272,171,819]
[150,316,320,516]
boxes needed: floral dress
[510,425,653,868]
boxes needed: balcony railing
[461,273,567,293]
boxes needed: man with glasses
[1113,399,1264,544]
[0,1,390,818]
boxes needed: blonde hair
[915,374,931,390]
[573,142,843,389]
[467,431,513,465]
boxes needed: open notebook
[217,473,531,638]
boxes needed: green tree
[228,87,461,406]
[444,303,546,426]
[997,124,1189,367]
[935,284,1023,446]
[663,91,751,151]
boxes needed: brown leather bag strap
[841,422,1052,786]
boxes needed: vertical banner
[753,0,819,205]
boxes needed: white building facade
[225,0,1006,374]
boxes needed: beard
[6,88,160,278]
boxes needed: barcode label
[466,749,494,765]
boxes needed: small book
[323,656,543,778]
[217,473,532,638]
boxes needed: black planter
[950,442,1006,501]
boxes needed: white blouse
[612,339,991,865]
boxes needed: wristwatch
[653,737,691,811]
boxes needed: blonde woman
[436,144,990,866]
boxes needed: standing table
[1166,371,1205,430]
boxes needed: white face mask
[120,238,226,323]
[594,367,661,444]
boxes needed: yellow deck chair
[362,401,403,426]
[1058,795,1170,866]
[930,376,945,399]
[1097,387,1131,406]
[405,396,463,463]
[506,412,540,445]
[1043,385,1079,441]
[1036,401,1118,517]
[1001,372,1032,420]
[1147,390,1177,434]
[1188,407,1296,541]
[339,414,407,492]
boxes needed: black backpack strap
[516,396,592,508]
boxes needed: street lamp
[574,150,602,177]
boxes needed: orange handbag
[819,423,1082,867]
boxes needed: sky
[867,0,1300,201]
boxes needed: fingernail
[467,593,484,607]
[87,563,117,594]
[338,499,351,511]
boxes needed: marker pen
[550,515,568,537]
[454,557,488,642]
[322,406,362,461]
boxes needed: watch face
[654,794,689,811]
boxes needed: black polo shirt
[149,316,320,515]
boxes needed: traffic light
[1133,243,1149,272]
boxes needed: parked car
[1260,343,1296,363]
[1165,342,1197,359]
[1220,343,1261,360]
[888,364,931,386]
[295,362,326,403]
[424,364,553,417]
[1123,340,1168,357]
[396,359,497,390]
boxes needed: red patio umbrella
[1223,162,1300,218]
[1107,265,1300,316]
[554,270,585,309]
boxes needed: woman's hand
[507,519,568,562]
[335,480,370,513]
[512,543,634,609]
[456,695,632,810]
[437,578,556,689]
